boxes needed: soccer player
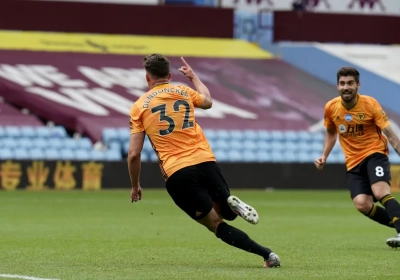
[127,54,281,267]
[315,67,400,248]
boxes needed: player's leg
[367,154,400,248]
[347,169,394,228]
[196,207,280,268]
[166,163,280,267]
[197,161,258,224]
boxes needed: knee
[353,196,373,214]
[371,181,390,201]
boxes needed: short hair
[143,53,170,78]
[337,67,360,83]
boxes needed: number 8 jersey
[129,83,216,180]
[324,94,390,171]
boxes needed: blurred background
[1,0,400,191]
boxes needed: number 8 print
[375,166,384,177]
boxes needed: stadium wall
[273,11,400,44]
[0,0,233,38]
[279,45,400,116]
[0,160,349,191]
[2,160,400,192]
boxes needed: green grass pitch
[0,190,399,280]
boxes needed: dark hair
[337,67,360,83]
[143,53,170,78]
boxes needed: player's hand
[315,156,326,171]
[131,185,142,203]
[178,57,196,81]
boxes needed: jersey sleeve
[323,103,335,129]
[372,98,390,130]
[184,86,203,107]
[129,104,144,134]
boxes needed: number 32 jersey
[324,94,390,171]
[130,83,216,180]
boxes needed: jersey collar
[341,93,360,111]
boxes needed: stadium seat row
[0,126,67,138]
[0,137,95,150]
[102,128,326,145]
[0,148,122,161]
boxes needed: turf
[0,190,399,280]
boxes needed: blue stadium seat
[297,142,311,153]
[284,130,298,142]
[78,138,92,150]
[203,129,216,141]
[256,151,271,162]
[106,150,122,161]
[284,141,298,152]
[14,148,30,160]
[242,150,257,162]
[270,152,284,162]
[109,142,122,152]
[283,152,298,163]
[143,138,153,152]
[312,132,325,142]
[123,141,129,155]
[229,140,242,150]
[389,154,400,164]
[297,152,311,163]
[0,148,14,159]
[30,148,45,160]
[3,137,18,149]
[44,149,60,160]
[243,130,259,141]
[140,152,150,162]
[215,130,230,140]
[0,126,4,138]
[103,128,119,145]
[214,150,228,162]
[91,150,106,161]
[270,141,285,152]
[64,139,79,150]
[5,126,21,138]
[228,150,242,162]
[332,144,342,153]
[256,140,270,152]
[242,140,258,151]
[50,126,67,138]
[230,130,244,141]
[310,141,322,152]
[213,139,228,151]
[257,130,271,141]
[60,149,76,160]
[33,138,48,150]
[298,131,313,142]
[118,127,130,142]
[17,138,32,150]
[20,126,37,138]
[270,130,285,141]
[48,138,64,150]
[150,152,158,162]
[36,127,51,138]
[75,149,91,161]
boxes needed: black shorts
[346,152,391,201]
[165,161,237,221]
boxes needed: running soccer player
[315,66,400,248]
[127,53,281,267]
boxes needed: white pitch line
[0,274,60,280]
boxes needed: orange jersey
[324,94,390,171]
[129,83,216,180]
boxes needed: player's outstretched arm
[383,125,400,156]
[128,132,145,202]
[179,57,212,109]
[315,128,337,170]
